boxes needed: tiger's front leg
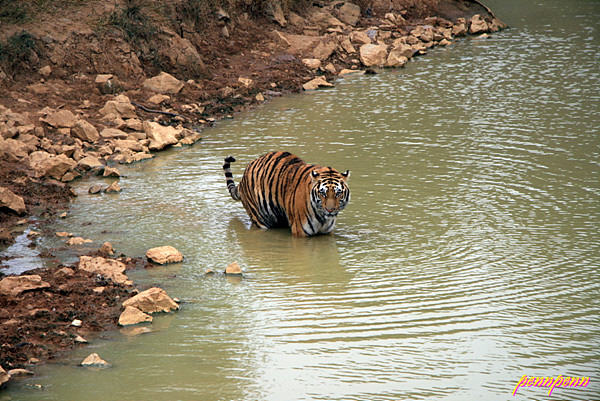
[290,219,308,237]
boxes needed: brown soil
[0,0,504,386]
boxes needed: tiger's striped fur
[223,151,350,237]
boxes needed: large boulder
[0,275,50,297]
[71,120,100,142]
[143,121,179,151]
[359,44,388,67]
[40,109,78,128]
[118,306,153,326]
[122,287,179,314]
[0,137,33,160]
[27,151,77,180]
[78,256,129,284]
[390,41,414,59]
[143,72,184,95]
[99,95,137,119]
[469,14,488,34]
[0,187,26,215]
[146,246,184,264]
[311,38,338,61]
[337,2,361,26]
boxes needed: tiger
[223,151,350,237]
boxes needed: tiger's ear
[341,170,350,180]
[311,170,319,183]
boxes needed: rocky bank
[0,0,505,388]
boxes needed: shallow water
[4,0,600,400]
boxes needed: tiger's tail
[223,156,241,201]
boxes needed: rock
[41,109,78,128]
[337,2,361,26]
[0,137,33,160]
[66,237,93,245]
[7,368,34,377]
[178,131,202,146]
[439,38,452,46]
[0,366,8,386]
[99,128,129,139]
[55,231,72,237]
[71,319,82,327]
[452,22,468,37]
[288,12,304,26]
[391,42,415,59]
[111,150,154,164]
[324,63,336,74]
[88,184,103,194]
[359,44,388,67]
[95,74,122,95]
[255,93,265,102]
[143,121,179,151]
[146,246,184,264]
[119,306,153,326]
[99,95,137,119]
[238,77,254,87]
[104,181,121,193]
[0,187,27,215]
[225,262,242,275]
[56,267,75,276]
[351,31,372,45]
[81,353,111,368]
[147,94,170,105]
[0,275,50,297]
[265,1,286,27]
[302,77,334,90]
[386,50,408,68]
[143,72,184,94]
[27,151,77,180]
[122,287,179,314]
[75,335,88,343]
[100,241,115,255]
[126,118,143,131]
[339,37,356,54]
[71,120,100,142]
[77,155,103,171]
[469,14,489,34]
[273,30,291,47]
[311,38,337,60]
[39,65,52,77]
[103,166,121,177]
[302,58,322,69]
[78,255,129,284]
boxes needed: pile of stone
[0,71,202,188]
[272,2,506,88]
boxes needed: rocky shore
[0,0,505,389]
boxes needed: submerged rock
[225,262,242,275]
[81,353,111,368]
[0,367,9,386]
[146,246,184,264]
[302,77,334,90]
[118,306,153,326]
[122,287,179,314]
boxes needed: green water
[3,0,599,400]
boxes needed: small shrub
[0,0,29,23]
[106,0,158,45]
[0,31,38,71]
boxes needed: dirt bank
[0,0,505,387]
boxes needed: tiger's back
[223,151,350,237]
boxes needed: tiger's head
[310,167,350,217]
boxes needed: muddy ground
[0,0,505,387]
